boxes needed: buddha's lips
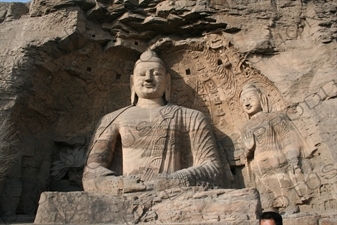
[144,83,155,88]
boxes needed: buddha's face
[240,90,263,116]
[132,61,167,100]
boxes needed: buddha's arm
[280,114,302,173]
[171,110,222,187]
[239,122,256,159]
[86,114,119,169]
[82,114,146,195]
[82,115,121,194]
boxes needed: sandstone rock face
[35,188,261,224]
[0,0,336,223]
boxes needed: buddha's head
[240,83,269,118]
[131,50,171,105]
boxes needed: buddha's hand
[83,175,123,195]
[288,157,301,174]
[242,131,255,157]
[122,176,147,193]
[144,174,181,191]
[83,167,146,195]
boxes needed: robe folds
[89,104,222,186]
[241,111,312,209]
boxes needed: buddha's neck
[250,111,264,119]
[136,98,165,108]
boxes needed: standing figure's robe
[241,111,311,210]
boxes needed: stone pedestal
[34,188,261,224]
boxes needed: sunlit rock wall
[0,0,336,222]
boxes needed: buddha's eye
[153,71,162,76]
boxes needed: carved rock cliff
[0,0,336,224]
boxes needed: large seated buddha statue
[82,50,225,195]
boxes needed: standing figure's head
[240,83,269,118]
[259,211,283,225]
[131,50,171,105]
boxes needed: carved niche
[152,32,317,212]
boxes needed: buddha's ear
[165,73,171,102]
[130,74,137,105]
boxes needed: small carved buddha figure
[240,83,310,213]
[82,50,224,195]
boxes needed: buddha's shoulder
[265,111,288,120]
[167,104,206,117]
[100,106,135,123]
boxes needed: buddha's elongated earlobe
[165,73,171,102]
[130,75,137,105]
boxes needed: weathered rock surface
[34,190,337,224]
[0,0,336,223]
[0,2,29,22]
[35,188,261,224]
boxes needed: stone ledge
[34,188,261,224]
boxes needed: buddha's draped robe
[88,104,222,186]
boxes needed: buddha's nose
[145,71,152,81]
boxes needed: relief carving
[239,83,314,213]
[161,33,287,169]
[1,0,336,222]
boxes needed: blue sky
[1,0,30,2]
